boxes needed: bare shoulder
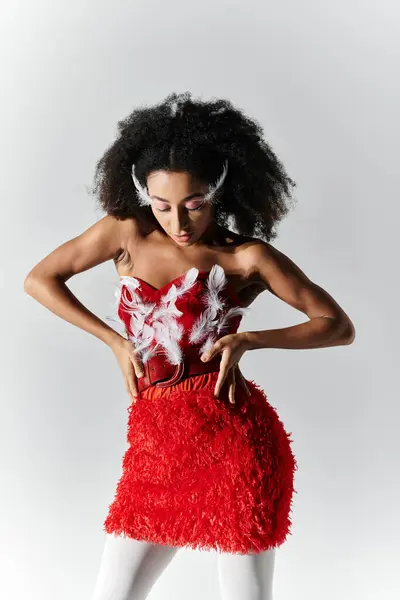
[89,214,142,262]
[113,216,144,267]
[229,236,272,280]
[215,234,269,305]
[231,237,307,304]
[236,238,300,282]
[25,214,137,283]
[75,214,129,262]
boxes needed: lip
[172,233,192,241]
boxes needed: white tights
[91,533,276,600]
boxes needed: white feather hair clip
[131,160,229,207]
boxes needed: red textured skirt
[103,370,297,554]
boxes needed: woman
[24,92,355,600]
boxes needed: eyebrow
[150,193,204,203]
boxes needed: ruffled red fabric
[103,371,297,554]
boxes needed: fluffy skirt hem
[102,375,298,556]
[102,523,294,555]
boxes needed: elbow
[338,318,356,346]
[321,314,355,346]
[24,273,40,295]
[24,272,64,296]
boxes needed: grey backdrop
[1,1,399,599]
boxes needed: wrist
[239,331,258,351]
[107,332,129,351]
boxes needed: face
[146,170,215,246]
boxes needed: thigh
[91,533,179,600]
[217,548,276,600]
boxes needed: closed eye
[156,204,203,213]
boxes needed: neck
[196,221,225,247]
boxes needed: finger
[133,363,144,379]
[228,369,236,404]
[130,351,144,379]
[126,380,137,404]
[201,342,219,362]
[214,352,231,397]
[126,362,139,402]
[242,378,251,395]
[236,366,251,395]
[239,374,251,395]
[127,377,138,403]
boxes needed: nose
[170,209,189,235]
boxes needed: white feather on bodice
[106,264,249,365]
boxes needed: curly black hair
[88,91,297,241]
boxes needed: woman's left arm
[241,241,356,351]
[201,241,355,401]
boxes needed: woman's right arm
[24,215,144,401]
[24,215,127,348]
